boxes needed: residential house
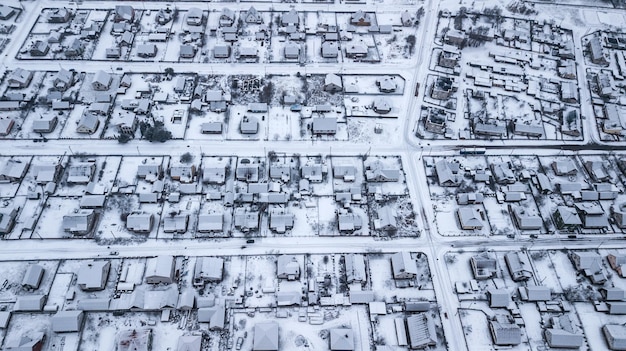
[198,305,225,330]
[145,255,175,284]
[324,73,342,92]
[0,207,17,234]
[329,328,354,351]
[607,253,626,278]
[391,252,417,279]
[301,163,326,182]
[457,207,483,230]
[137,44,157,58]
[365,162,400,182]
[253,322,279,351]
[345,254,366,284]
[602,325,626,350]
[552,160,577,176]
[67,162,95,183]
[504,251,532,282]
[338,213,362,231]
[179,45,196,59]
[277,255,300,280]
[374,206,397,231]
[544,315,583,349]
[214,45,231,58]
[574,202,608,229]
[8,68,33,88]
[193,257,224,285]
[470,252,497,280]
[0,159,29,182]
[186,8,204,26]
[170,164,196,183]
[91,71,112,91]
[4,332,45,351]
[201,122,222,134]
[14,295,46,312]
[47,8,71,23]
[490,315,521,345]
[197,213,223,232]
[22,264,44,290]
[33,115,58,133]
[126,212,154,233]
[0,5,16,20]
[350,11,371,26]
[236,159,259,182]
[114,5,134,23]
[570,251,607,284]
[240,116,259,134]
[52,310,84,333]
[281,9,298,27]
[244,6,263,23]
[219,8,235,27]
[457,193,484,205]
[345,44,368,58]
[523,286,551,301]
[30,40,49,56]
[0,118,14,136]
[177,335,201,351]
[512,122,544,138]
[488,289,511,308]
[234,208,259,230]
[269,210,294,233]
[77,261,110,291]
[321,42,339,58]
[511,206,542,230]
[53,69,74,91]
[584,161,609,182]
[164,214,189,233]
[65,38,84,57]
[62,209,97,235]
[434,160,460,186]
[406,314,437,349]
[333,165,357,182]
[589,36,608,65]
[553,206,582,231]
[312,118,338,135]
[137,163,162,183]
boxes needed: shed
[22,264,44,290]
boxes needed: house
[401,11,412,26]
[177,335,201,351]
[77,261,110,291]
[553,206,582,231]
[65,38,84,57]
[312,118,338,135]
[0,159,29,182]
[365,162,400,182]
[374,206,397,231]
[114,5,135,22]
[345,254,366,284]
[197,213,223,233]
[62,209,97,235]
[92,71,112,91]
[435,160,460,186]
[544,315,583,349]
[0,118,14,136]
[491,163,515,184]
[202,165,226,184]
[439,50,460,68]
[0,5,16,20]
[470,253,497,280]
[145,255,175,284]
[431,76,454,100]
[236,159,259,182]
[511,206,542,230]
[201,122,222,134]
[457,207,483,230]
[22,264,44,290]
[137,44,157,58]
[552,160,577,176]
[575,202,609,229]
[301,163,326,182]
[137,163,162,182]
[589,36,608,65]
[253,322,279,351]
[47,8,71,23]
[0,207,17,234]
[179,45,196,59]
[53,69,74,91]
[570,251,607,284]
[126,212,154,233]
[8,68,33,88]
[330,328,354,351]
[67,162,95,183]
[603,287,626,301]
[456,193,484,205]
[584,161,609,182]
[321,42,339,58]
[488,289,510,308]
[391,252,417,279]
[490,316,521,345]
[186,8,204,26]
[608,302,626,315]
[512,122,544,138]
[269,210,294,233]
[193,257,224,285]
[338,213,362,231]
[283,43,300,59]
[214,45,231,58]
[117,329,151,351]
[372,98,392,114]
[235,6,260,25]
[504,252,532,282]
[52,310,84,333]
[281,9,298,26]
[234,208,259,230]
[277,255,300,280]
[80,195,106,209]
[350,11,371,26]
[524,286,551,301]
[164,214,189,233]
[603,324,626,350]
[219,8,235,27]
[406,314,437,349]
[4,332,45,351]
[324,73,342,92]
[345,44,368,58]
[607,253,626,278]
[240,116,259,134]
[333,165,357,182]
[170,164,196,183]
[30,40,50,57]
[106,47,122,59]
[15,295,46,311]
[198,305,225,330]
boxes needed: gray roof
[52,310,84,333]
[330,328,354,350]
[312,118,338,134]
[391,252,418,279]
[198,305,225,329]
[177,335,201,351]
[194,257,224,282]
[406,313,437,349]
[127,212,153,232]
[197,214,223,232]
[22,264,44,290]
[345,254,366,283]
[14,295,46,311]
[254,322,279,350]
[277,255,300,279]
[77,261,110,291]
[0,160,28,181]
[145,255,175,284]
[545,328,583,348]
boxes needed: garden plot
[244,255,280,308]
[157,195,202,240]
[369,253,433,301]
